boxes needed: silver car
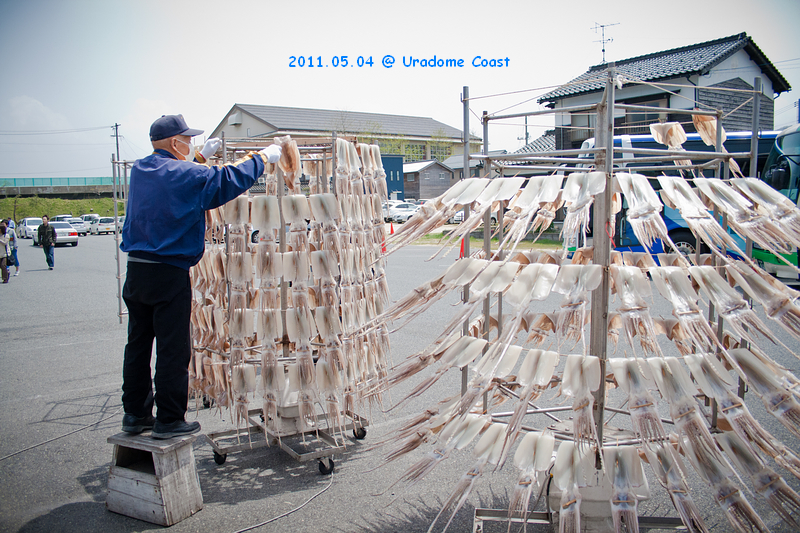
[68,217,88,236]
[32,221,79,246]
[17,217,42,239]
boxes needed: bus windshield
[762,127,800,204]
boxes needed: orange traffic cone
[390,223,394,235]
[459,238,464,259]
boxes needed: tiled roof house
[209,104,477,163]
[538,33,791,150]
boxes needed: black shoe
[151,420,201,439]
[122,414,156,434]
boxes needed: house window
[570,112,596,143]
[404,143,425,162]
[378,139,402,155]
[247,128,251,137]
[430,144,452,161]
[439,173,446,180]
[407,174,415,182]
[424,172,430,180]
[617,97,668,133]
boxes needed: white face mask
[176,139,194,162]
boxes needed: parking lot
[2,232,800,532]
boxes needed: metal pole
[112,155,124,324]
[749,77,762,179]
[482,110,491,414]
[590,66,615,458]
[461,87,470,396]
[222,132,227,165]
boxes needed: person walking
[120,114,281,439]
[7,221,19,276]
[37,215,56,270]
[0,222,9,283]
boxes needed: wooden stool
[106,432,203,526]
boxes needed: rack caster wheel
[353,427,367,440]
[213,451,227,465]
[318,457,334,475]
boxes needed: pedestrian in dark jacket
[119,114,281,439]
[37,215,57,270]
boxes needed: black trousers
[122,261,192,423]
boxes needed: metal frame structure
[199,136,372,473]
[458,68,764,530]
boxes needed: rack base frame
[204,408,368,474]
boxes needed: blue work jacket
[121,149,266,270]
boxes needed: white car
[81,213,100,226]
[32,221,79,246]
[17,217,42,239]
[382,200,403,222]
[390,203,421,223]
[68,217,89,236]
[90,217,116,235]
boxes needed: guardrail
[0,177,114,187]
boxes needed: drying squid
[428,422,506,533]
[370,145,388,200]
[497,349,559,468]
[644,443,709,533]
[649,356,760,533]
[496,175,563,259]
[717,431,800,530]
[689,265,778,347]
[605,446,646,533]
[562,355,601,452]
[508,430,555,530]
[657,175,748,262]
[692,113,743,177]
[726,263,800,348]
[610,265,663,357]
[732,177,800,249]
[694,178,796,269]
[385,413,487,501]
[615,172,682,256]
[650,122,694,173]
[275,135,301,192]
[552,265,602,350]
[432,177,526,260]
[650,267,725,355]
[553,442,592,533]
[610,359,666,450]
[729,348,800,441]
[683,351,800,480]
[560,171,605,241]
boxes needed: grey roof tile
[539,33,790,102]
[514,131,556,154]
[235,104,465,140]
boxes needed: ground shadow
[16,501,160,533]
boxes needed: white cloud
[5,95,71,130]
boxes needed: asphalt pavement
[1,232,800,532]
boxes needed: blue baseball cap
[149,114,204,141]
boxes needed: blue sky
[1,0,798,178]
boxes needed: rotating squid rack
[457,70,765,531]
[202,136,370,474]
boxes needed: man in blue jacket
[120,114,280,439]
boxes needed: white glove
[200,138,221,160]
[260,144,281,164]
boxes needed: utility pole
[112,123,121,163]
[591,22,619,64]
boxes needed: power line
[0,126,111,135]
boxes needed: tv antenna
[591,22,619,63]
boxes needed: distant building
[538,33,791,150]
[209,104,478,163]
[402,160,454,201]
